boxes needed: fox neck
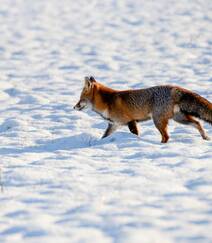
[91,83,115,116]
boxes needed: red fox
[74,76,212,143]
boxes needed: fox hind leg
[128,120,139,136]
[187,116,209,140]
[102,123,119,139]
[153,115,169,143]
[173,113,209,140]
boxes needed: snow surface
[0,0,212,242]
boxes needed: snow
[0,0,212,242]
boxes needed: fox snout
[73,100,87,111]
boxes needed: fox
[74,76,212,143]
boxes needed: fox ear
[89,76,96,82]
[84,76,94,89]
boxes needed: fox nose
[74,102,81,110]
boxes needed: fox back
[74,76,211,143]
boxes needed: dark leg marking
[102,123,119,139]
[128,120,139,136]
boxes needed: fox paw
[203,136,210,141]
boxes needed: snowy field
[0,0,212,242]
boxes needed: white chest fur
[174,105,180,113]
[102,109,109,119]
[94,108,114,123]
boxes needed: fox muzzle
[73,100,87,111]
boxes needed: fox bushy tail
[177,89,212,124]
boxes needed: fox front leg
[128,120,139,136]
[102,123,119,139]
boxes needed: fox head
[74,76,96,111]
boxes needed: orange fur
[74,77,211,143]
